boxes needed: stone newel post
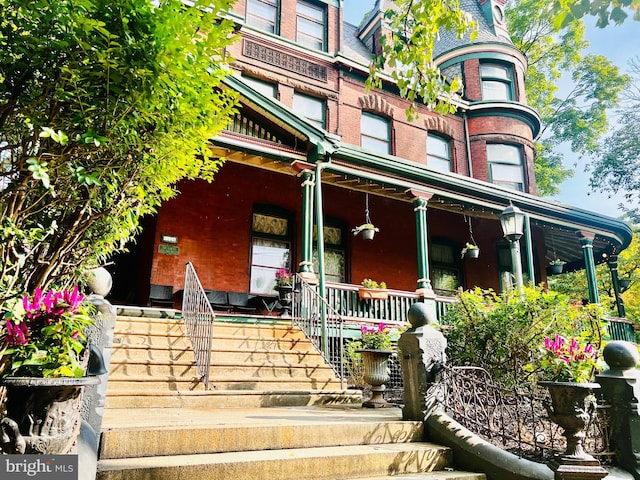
[398,302,447,421]
[595,341,640,480]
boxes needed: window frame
[360,112,391,155]
[246,0,280,35]
[480,62,514,101]
[427,133,453,172]
[293,91,326,129]
[249,205,294,295]
[487,143,525,192]
[312,217,348,284]
[242,75,277,98]
[430,239,462,295]
[296,0,326,51]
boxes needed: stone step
[108,360,337,379]
[103,390,361,409]
[113,332,315,352]
[110,344,325,364]
[353,472,486,480]
[105,375,343,392]
[96,442,452,480]
[100,410,424,459]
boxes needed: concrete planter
[358,349,392,408]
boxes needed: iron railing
[292,275,345,388]
[182,262,214,389]
[439,365,612,463]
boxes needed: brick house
[108,0,632,321]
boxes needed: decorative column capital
[576,231,596,247]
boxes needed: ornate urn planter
[358,349,392,408]
[539,381,601,461]
[276,285,294,316]
[0,376,99,454]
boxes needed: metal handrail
[182,262,214,389]
[292,274,345,388]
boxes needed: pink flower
[6,320,29,346]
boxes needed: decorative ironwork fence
[292,275,345,388]
[439,365,613,463]
[607,317,636,342]
[182,262,214,389]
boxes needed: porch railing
[182,262,214,389]
[607,316,636,342]
[292,275,345,388]
[325,283,458,325]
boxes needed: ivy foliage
[442,286,607,388]
[0,0,238,301]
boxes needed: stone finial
[407,302,437,329]
[603,341,640,373]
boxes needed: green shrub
[441,286,607,388]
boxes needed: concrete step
[103,389,361,408]
[353,473,486,480]
[108,360,337,379]
[100,408,424,459]
[110,344,326,364]
[97,442,452,480]
[105,376,343,391]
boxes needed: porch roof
[213,76,632,271]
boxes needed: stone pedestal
[398,302,446,421]
[595,341,640,480]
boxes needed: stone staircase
[97,311,485,480]
[104,312,360,408]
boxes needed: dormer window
[247,0,279,34]
[480,63,514,101]
[296,1,326,51]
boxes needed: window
[297,1,326,51]
[480,63,514,101]
[427,134,452,172]
[293,92,325,129]
[430,241,461,295]
[246,0,279,34]
[242,76,277,98]
[250,208,292,294]
[361,113,391,154]
[312,222,346,283]
[487,144,524,191]
[497,244,531,292]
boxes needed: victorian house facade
[109,0,632,322]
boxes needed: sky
[342,1,639,219]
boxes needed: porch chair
[228,292,259,314]
[205,290,232,312]
[148,284,174,308]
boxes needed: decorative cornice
[358,94,394,118]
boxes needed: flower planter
[539,381,601,461]
[358,288,388,301]
[465,247,479,259]
[276,285,294,316]
[548,263,564,275]
[358,349,392,407]
[0,376,100,454]
[361,228,376,241]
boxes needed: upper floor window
[242,75,277,98]
[487,144,524,191]
[361,113,391,155]
[247,0,279,34]
[480,63,514,101]
[297,1,326,51]
[293,92,325,129]
[427,133,452,172]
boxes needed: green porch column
[298,169,315,280]
[409,191,434,295]
[577,231,600,304]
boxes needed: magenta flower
[5,320,29,346]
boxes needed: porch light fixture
[500,204,525,291]
[499,204,525,241]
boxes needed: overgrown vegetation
[442,286,607,388]
[0,0,237,303]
